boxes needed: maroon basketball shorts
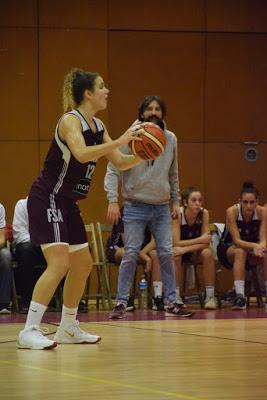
[28,193,87,246]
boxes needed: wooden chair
[245,263,264,307]
[84,223,112,310]
[95,222,114,308]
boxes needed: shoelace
[69,320,85,335]
[31,325,50,337]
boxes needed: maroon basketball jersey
[31,110,104,201]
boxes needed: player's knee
[201,247,213,260]
[48,262,69,281]
[149,250,158,259]
[234,247,247,260]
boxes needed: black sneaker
[232,294,246,310]
[165,303,194,317]
[126,296,135,312]
[152,296,165,311]
[109,304,126,319]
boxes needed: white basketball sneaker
[54,320,101,344]
[17,325,57,350]
[204,296,217,310]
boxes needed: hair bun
[242,181,254,189]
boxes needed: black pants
[14,242,47,306]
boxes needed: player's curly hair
[62,68,99,112]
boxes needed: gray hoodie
[104,122,180,205]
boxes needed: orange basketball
[128,123,167,160]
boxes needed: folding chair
[84,223,112,310]
[94,223,114,308]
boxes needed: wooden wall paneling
[206,0,267,33]
[178,142,204,194]
[109,0,205,31]
[250,35,267,138]
[39,0,108,29]
[0,28,38,140]
[39,141,50,169]
[0,0,37,27]
[205,34,253,142]
[39,29,108,140]
[108,32,205,142]
[0,142,39,222]
[204,143,267,223]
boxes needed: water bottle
[138,274,148,309]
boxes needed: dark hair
[240,181,259,198]
[181,186,201,206]
[138,95,166,121]
[63,68,99,112]
[142,115,165,131]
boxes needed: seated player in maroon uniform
[149,187,216,310]
[217,181,267,310]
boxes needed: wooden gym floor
[0,308,267,400]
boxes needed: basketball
[128,123,167,160]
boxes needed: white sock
[206,286,215,298]
[234,280,245,296]
[25,301,47,329]
[153,281,163,298]
[176,287,181,299]
[60,305,78,327]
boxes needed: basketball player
[105,95,194,318]
[217,181,267,309]
[172,187,216,309]
[147,187,216,309]
[17,68,145,350]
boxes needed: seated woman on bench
[217,181,267,310]
[149,186,216,310]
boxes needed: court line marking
[97,322,267,345]
[0,359,207,400]
[1,319,267,345]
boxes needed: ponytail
[62,68,99,112]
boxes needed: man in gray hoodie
[105,95,193,318]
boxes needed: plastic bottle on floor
[138,274,148,310]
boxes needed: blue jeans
[116,202,177,305]
[0,247,12,306]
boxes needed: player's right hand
[107,202,121,224]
